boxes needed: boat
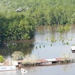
[71,46,75,50]
[71,46,75,52]
[0,66,16,71]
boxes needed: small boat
[21,68,27,73]
[71,46,75,53]
[71,46,75,50]
[0,66,16,71]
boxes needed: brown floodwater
[0,25,75,75]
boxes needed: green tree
[0,14,9,45]
[0,55,5,63]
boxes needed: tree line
[0,0,75,44]
[0,13,35,45]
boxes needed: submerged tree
[12,51,24,60]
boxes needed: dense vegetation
[0,0,75,44]
[0,55,5,62]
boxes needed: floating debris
[21,68,27,73]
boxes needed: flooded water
[0,25,75,75]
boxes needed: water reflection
[32,25,75,59]
[0,40,34,57]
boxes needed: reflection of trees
[36,26,72,45]
[62,64,71,72]
[0,41,34,56]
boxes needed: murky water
[0,25,75,75]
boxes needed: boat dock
[17,58,71,67]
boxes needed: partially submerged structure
[18,58,70,67]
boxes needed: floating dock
[17,58,71,67]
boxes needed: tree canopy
[0,0,75,44]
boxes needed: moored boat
[0,66,16,71]
[71,46,75,50]
[71,46,75,53]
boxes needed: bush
[57,25,64,32]
[0,55,5,63]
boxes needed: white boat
[0,66,16,71]
[71,46,75,50]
